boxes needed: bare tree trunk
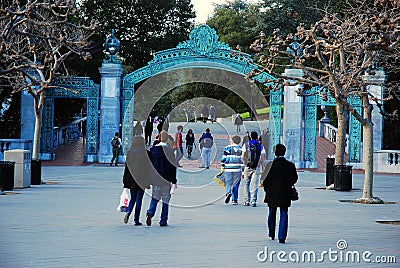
[359,95,380,202]
[355,95,383,203]
[362,120,374,200]
[32,92,44,160]
[334,100,348,165]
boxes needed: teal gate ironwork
[41,77,100,161]
[122,24,280,157]
[303,86,362,164]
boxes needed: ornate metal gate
[122,24,278,156]
[303,86,362,164]
[41,77,100,161]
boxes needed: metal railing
[322,123,349,154]
[321,122,399,173]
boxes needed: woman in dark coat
[123,136,151,225]
[263,144,298,243]
[185,129,195,158]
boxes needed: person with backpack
[199,128,213,169]
[110,132,122,166]
[241,131,265,207]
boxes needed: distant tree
[0,82,20,138]
[207,0,260,53]
[78,0,196,77]
[248,0,400,203]
[0,0,98,159]
[257,0,346,37]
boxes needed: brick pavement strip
[0,166,399,267]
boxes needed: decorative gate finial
[104,29,121,63]
[176,24,230,56]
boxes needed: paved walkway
[0,165,399,267]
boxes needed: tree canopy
[78,0,196,78]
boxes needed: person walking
[201,104,208,123]
[262,144,298,244]
[144,117,153,146]
[241,131,265,207]
[234,113,243,133]
[221,136,243,205]
[110,132,122,166]
[122,136,151,225]
[157,117,164,133]
[134,121,143,136]
[146,130,177,227]
[185,129,195,158]
[199,128,213,169]
[174,125,184,167]
[162,116,170,132]
[209,104,216,123]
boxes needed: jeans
[147,185,171,225]
[111,148,120,164]
[224,171,241,197]
[201,147,211,168]
[232,180,240,202]
[243,167,260,204]
[175,147,183,165]
[127,188,144,223]
[187,145,193,157]
[268,207,289,240]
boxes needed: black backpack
[247,141,261,168]
[111,138,120,148]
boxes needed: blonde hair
[159,130,169,142]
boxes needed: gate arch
[41,77,100,161]
[122,25,281,157]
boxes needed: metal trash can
[0,161,15,191]
[333,165,353,191]
[31,159,42,185]
[325,158,335,186]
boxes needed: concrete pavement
[0,165,399,267]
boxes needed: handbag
[291,186,299,201]
[116,188,131,212]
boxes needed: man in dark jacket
[144,117,153,146]
[146,130,177,227]
[263,144,298,244]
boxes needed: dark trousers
[145,133,152,145]
[111,148,120,165]
[127,188,145,223]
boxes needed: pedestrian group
[116,115,298,243]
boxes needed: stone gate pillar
[282,68,304,168]
[98,62,123,163]
[20,92,35,142]
[362,70,386,152]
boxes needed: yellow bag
[213,169,225,187]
